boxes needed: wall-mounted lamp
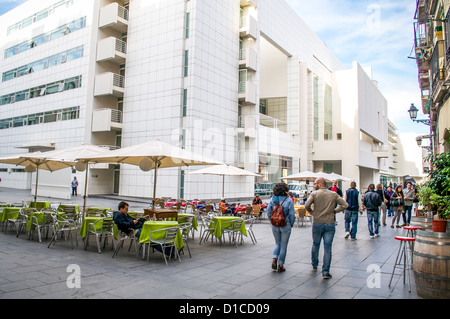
[408,103,430,125]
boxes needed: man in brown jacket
[305,177,348,279]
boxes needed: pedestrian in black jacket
[363,184,382,238]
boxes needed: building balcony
[414,0,427,23]
[238,81,257,105]
[99,2,129,33]
[237,115,256,138]
[240,0,257,8]
[239,47,257,71]
[94,72,124,97]
[430,40,447,102]
[259,113,287,133]
[97,37,126,64]
[372,144,390,158]
[239,14,257,39]
[92,108,123,132]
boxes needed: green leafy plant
[425,151,450,220]
[417,183,434,210]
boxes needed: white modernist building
[0,0,394,200]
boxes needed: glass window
[44,112,57,123]
[15,90,28,102]
[45,83,60,95]
[67,47,83,61]
[1,95,12,105]
[3,70,16,82]
[36,10,49,22]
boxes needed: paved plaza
[0,187,421,301]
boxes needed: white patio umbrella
[281,171,320,182]
[187,164,261,198]
[326,172,352,182]
[0,151,74,207]
[33,144,113,213]
[76,140,223,205]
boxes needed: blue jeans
[72,187,77,196]
[344,210,359,239]
[367,210,380,236]
[272,224,292,266]
[405,205,412,224]
[311,223,335,275]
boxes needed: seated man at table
[113,201,146,238]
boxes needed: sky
[0,0,429,137]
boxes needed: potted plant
[417,183,434,214]
[426,151,450,232]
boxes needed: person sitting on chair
[113,201,146,238]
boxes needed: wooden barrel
[410,216,432,230]
[413,230,450,299]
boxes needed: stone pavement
[0,187,420,301]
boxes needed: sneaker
[345,232,350,239]
[323,273,332,279]
[312,265,317,270]
[375,234,380,237]
[370,235,375,239]
[351,237,357,240]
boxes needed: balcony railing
[430,40,444,91]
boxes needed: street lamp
[408,103,430,125]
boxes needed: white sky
[285,0,429,136]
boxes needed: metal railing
[115,38,127,54]
[117,5,129,21]
[113,74,125,88]
[430,40,444,90]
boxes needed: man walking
[344,181,361,240]
[305,177,348,279]
[403,182,415,226]
[363,184,382,238]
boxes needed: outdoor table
[79,216,118,239]
[57,204,79,213]
[211,216,247,240]
[0,207,22,223]
[138,220,184,251]
[29,201,51,210]
[177,213,198,231]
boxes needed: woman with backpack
[266,182,296,273]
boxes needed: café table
[0,207,22,223]
[165,201,187,207]
[29,201,51,210]
[210,216,247,241]
[138,220,184,258]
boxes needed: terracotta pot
[432,219,448,233]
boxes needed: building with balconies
[413,0,450,155]
[0,0,392,200]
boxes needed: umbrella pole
[152,162,157,208]
[34,168,39,208]
[83,163,89,214]
[222,175,225,198]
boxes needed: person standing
[363,184,382,238]
[305,177,348,279]
[384,185,394,217]
[266,183,295,273]
[376,184,387,226]
[71,176,78,196]
[403,182,415,226]
[344,181,361,240]
[390,185,405,228]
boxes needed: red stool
[403,226,420,238]
[388,236,415,293]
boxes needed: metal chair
[244,217,257,245]
[85,209,106,217]
[112,230,139,258]
[252,205,261,221]
[83,217,115,254]
[147,227,181,265]
[179,217,193,258]
[29,212,55,242]
[47,213,78,249]
[224,219,245,246]
[15,208,37,238]
[198,215,213,244]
